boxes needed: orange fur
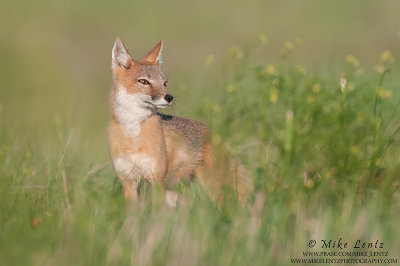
[108,38,250,206]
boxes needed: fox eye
[164,81,168,87]
[138,79,150,85]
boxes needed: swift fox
[108,38,249,205]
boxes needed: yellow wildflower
[345,54,356,64]
[266,64,277,75]
[205,54,214,66]
[312,84,321,93]
[296,64,307,75]
[269,88,278,103]
[374,158,383,167]
[225,84,235,93]
[380,50,394,63]
[345,54,360,67]
[22,168,31,175]
[284,41,294,50]
[351,146,359,154]
[377,87,392,99]
[304,178,314,188]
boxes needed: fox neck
[114,86,156,138]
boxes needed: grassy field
[1,1,400,265]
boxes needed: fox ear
[142,40,163,65]
[112,38,132,69]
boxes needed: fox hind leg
[195,141,223,203]
[195,141,250,205]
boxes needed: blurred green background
[1,1,400,265]
[2,0,400,142]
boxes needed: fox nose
[164,94,174,103]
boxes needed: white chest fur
[115,87,152,138]
[113,153,155,182]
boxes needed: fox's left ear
[142,40,163,65]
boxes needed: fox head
[111,38,173,115]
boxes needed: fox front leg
[122,178,138,204]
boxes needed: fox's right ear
[112,38,132,69]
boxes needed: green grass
[1,1,400,265]
[1,39,400,265]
